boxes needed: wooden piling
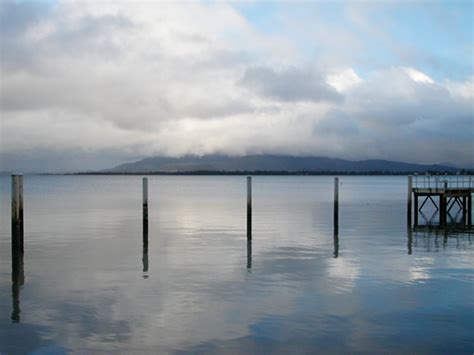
[334,177,339,231]
[142,228,149,275]
[462,196,467,224]
[407,175,413,226]
[11,174,24,253]
[142,177,149,277]
[247,176,252,239]
[143,177,148,222]
[440,180,448,226]
[467,194,472,226]
[414,193,418,226]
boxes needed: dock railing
[413,174,473,189]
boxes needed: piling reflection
[11,229,24,323]
[407,226,412,255]
[333,227,339,258]
[246,239,252,270]
[408,223,472,254]
[142,220,149,278]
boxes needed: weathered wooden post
[440,180,448,226]
[468,194,472,227]
[414,192,419,227]
[142,228,149,275]
[141,177,149,277]
[143,177,148,223]
[334,177,339,232]
[462,196,467,224]
[407,175,413,226]
[11,174,24,253]
[247,176,252,239]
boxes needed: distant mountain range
[101,155,466,174]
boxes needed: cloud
[326,68,362,93]
[240,66,343,103]
[0,1,473,172]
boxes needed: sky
[0,0,473,172]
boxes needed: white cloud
[326,68,362,93]
[446,76,474,100]
[402,67,435,85]
[0,1,473,172]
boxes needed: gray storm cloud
[240,66,343,103]
[0,1,473,172]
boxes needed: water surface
[1,175,472,354]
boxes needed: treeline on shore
[66,169,474,176]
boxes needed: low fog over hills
[103,155,461,174]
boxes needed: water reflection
[1,175,473,354]
[418,210,437,225]
[333,229,339,258]
[142,220,149,278]
[11,231,24,323]
[247,239,252,270]
[408,224,472,253]
[407,226,412,255]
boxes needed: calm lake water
[1,175,473,354]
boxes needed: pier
[408,174,473,227]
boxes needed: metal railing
[413,174,473,189]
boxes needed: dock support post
[142,225,149,275]
[11,174,24,253]
[440,180,447,227]
[142,177,149,277]
[407,175,412,227]
[334,177,339,232]
[333,177,339,258]
[468,194,472,227]
[143,177,148,223]
[440,194,446,226]
[414,193,418,227]
[247,176,252,239]
[462,196,467,224]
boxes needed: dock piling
[334,177,339,231]
[142,223,149,275]
[11,174,24,253]
[462,196,467,223]
[468,194,472,226]
[143,177,148,223]
[407,175,413,226]
[247,176,252,239]
[142,177,149,277]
